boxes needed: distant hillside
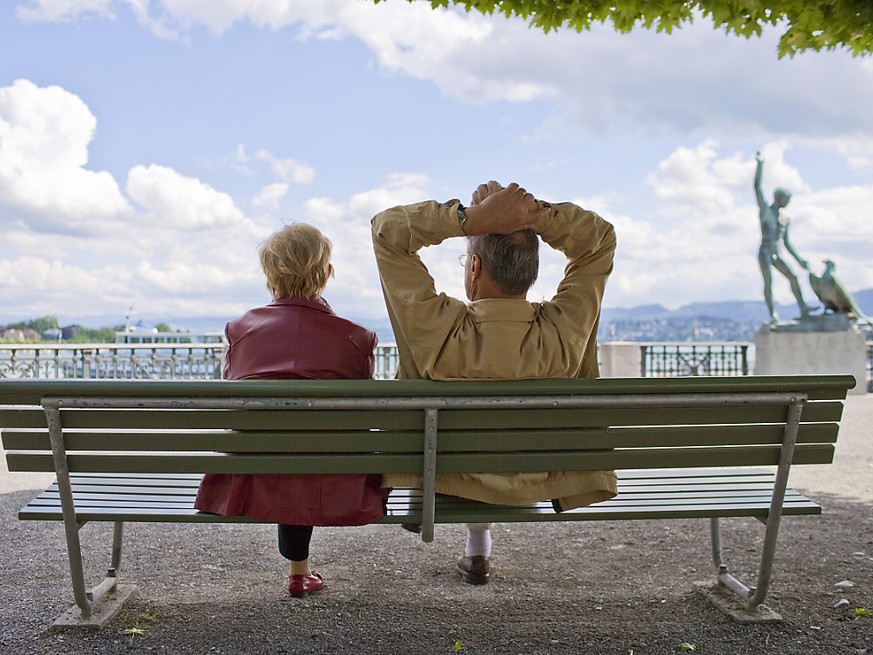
[598,288,873,342]
[602,288,873,325]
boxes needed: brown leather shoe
[457,556,490,585]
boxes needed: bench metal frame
[38,390,809,620]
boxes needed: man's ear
[469,253,481,276]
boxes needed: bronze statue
[754,152,816,322]
[809,259,871,325]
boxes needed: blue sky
[1,1,872,331]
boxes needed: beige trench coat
[371,198,617,509]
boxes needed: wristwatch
[457,204,468,234]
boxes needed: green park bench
[0,374,854,626]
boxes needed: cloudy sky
[1,1,872,331]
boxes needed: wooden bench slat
[0,374,856,405]
[0,421,840,452]
[9,443,839,475]
[3,416,843,453]
[56,479,789,498]
[437,404,840,429]
[3,429,426,452]
[30,488,811,509]
[18,496,822,523]
[53,467,785,484]
[433,445,836,471]
[0,400,844,432]
[47,409,424,431]
[5,443,837,475]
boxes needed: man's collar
[467,298,535,322]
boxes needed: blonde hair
[259,223,332,299]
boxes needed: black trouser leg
[277,524,314,561]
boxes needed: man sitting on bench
[371,180,617,585]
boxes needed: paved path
[785,394,873,503]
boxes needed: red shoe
[287,571,324,597]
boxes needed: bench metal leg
[420,408,438,543]
[707,397,805,613]
[46,405,95,618]
[82,521,124,608]
[51,519,134,629]
[46,404,128,624]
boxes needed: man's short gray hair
[469,230,539,296]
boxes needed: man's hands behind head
[463,181,549,236]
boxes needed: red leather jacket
[194,296,388,526]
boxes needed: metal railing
[640,343,750,378]
[0,344,225,380]
[4,341,867,388]
[374,345,400,380]
[0,343,402,381]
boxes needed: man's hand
[470,180,503,206]
[463,181,550,236]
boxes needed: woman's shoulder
[333,314,378,346]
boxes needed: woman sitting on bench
[195,223,385,597]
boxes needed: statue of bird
[809,260,871,324]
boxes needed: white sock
[465,527,492,558]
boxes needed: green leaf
[123,627,146,637]
[680,644,696,652]
[453,640,464,652]
[857,607,871,617]
[388,1,873,58]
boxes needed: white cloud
[16,2,873,150]
[126,163,246,230]
[16,0,114,22]
[0,81,282,324]
[254,149,315,185]
[300,173,437,318]
[0,79,132,234]
[252,183,289,211]
[595,141,873,310]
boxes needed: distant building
[2,328,41,341]
[116,329,225,344]
[61,325,81,340]
[43,328,62,341]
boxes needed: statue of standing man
[754,152,816,323]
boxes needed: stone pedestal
[754,317,867,394]
[599,342,642,378]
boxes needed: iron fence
[0,344,225,380]
[374,345,400,380]
[640,343,750,378]
[6,341,865,387]
[0,343,401,381]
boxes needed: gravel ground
[2,396,872,655]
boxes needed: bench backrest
[1,375,853,477]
